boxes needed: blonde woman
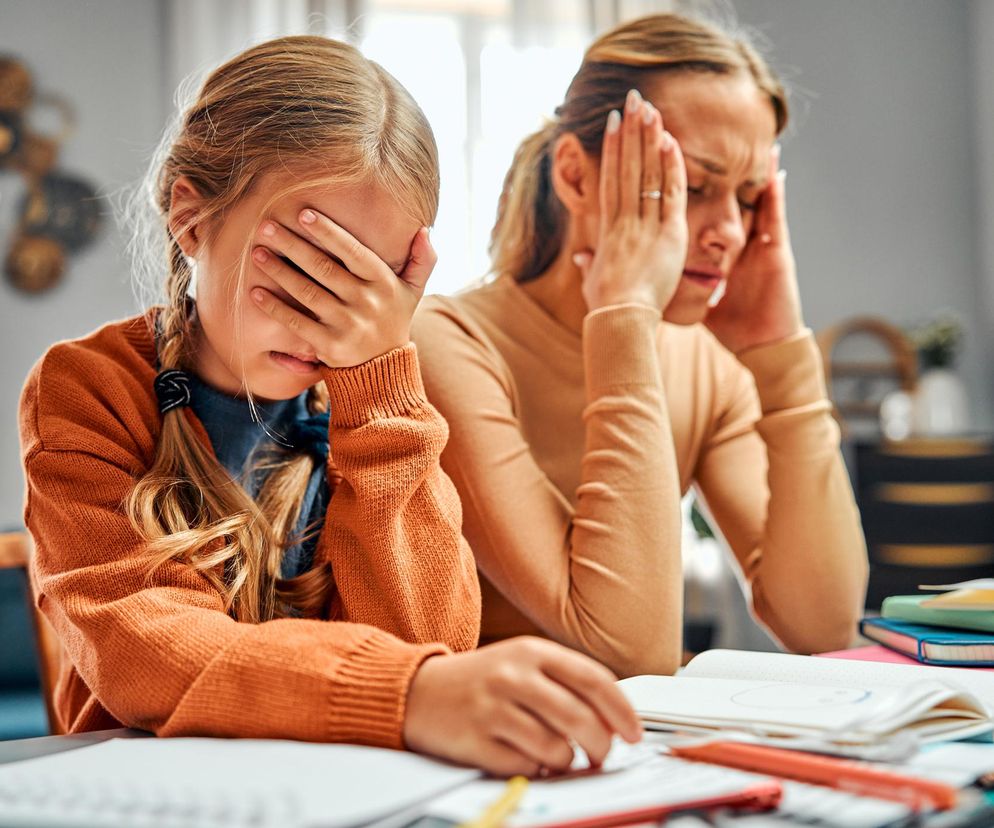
[19,37,640,776]
[412,14,868,677]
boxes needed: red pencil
[670,740,959,811]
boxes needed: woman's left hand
[704,145,804,355]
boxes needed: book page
[619,675,986,742]
[683,649,994,710]
[426,754,778,828]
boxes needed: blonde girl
[19,36,640,777]
[412,14,868,677]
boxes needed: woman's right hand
[403,637,642,777]
[577,88,688,313]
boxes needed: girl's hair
[490,13,788,283]
[126,36,439,623]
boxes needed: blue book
[859,617,994,667]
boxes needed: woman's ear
[550,133,597,216]
[168,177,205,258]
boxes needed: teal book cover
[882,595,994,634]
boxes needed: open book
[619,649,994,753]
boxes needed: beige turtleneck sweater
[412,274,867,677]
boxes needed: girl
[412,14,868,678]
[19,36,640,777]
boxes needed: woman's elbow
[592,637,681,679]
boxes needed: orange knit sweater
[19,311,481,747]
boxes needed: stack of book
[861,579,994,667]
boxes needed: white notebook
[619,649,994,750]
[0,737,479,828]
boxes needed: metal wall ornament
[0,55,102,294]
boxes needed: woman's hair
[126,36,439,623]
[490,13,788,283]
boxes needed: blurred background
[1,0,993,739]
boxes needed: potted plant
[908,312,970,436]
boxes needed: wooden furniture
[854,437,994,609]
[0,532,62,735]
[817,317,918,435]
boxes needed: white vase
[912,367,971,436]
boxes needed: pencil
[670,740,959,811]
[457,775,530,828]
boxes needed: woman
[412,13,868,678]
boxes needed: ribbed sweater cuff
[328,631,450,749]
[737,329,829,414]
[583,304,661,394]
[320,345,428,428]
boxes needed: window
[165,0,676,293]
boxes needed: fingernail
[660,131,674,151]
[572,252,585,267]
[299,209,316,224]
[778,168,787,183]
[642,101,654,126]
[251,288,266,302]
[606,109,621,134]
[252,248,268,264]
[626,88,641,113]
[261,221,276,237]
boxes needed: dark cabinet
[854,437,994,609]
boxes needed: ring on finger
[640,189,662,200]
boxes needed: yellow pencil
[458,775,530,828]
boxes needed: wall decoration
[0,55,102,294]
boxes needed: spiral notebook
[0,737,480,828]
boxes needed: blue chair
[0,532,59,739]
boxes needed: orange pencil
[670,740,959,812]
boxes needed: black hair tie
[154,369,192,414]
[286,410,331,461]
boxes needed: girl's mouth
[269,351,323,374]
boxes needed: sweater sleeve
[413,302,683,678]
[20,344,478,747]
[317,345,481,649]
[693,330,868,654]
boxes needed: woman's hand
[250,210,436,367]
[403,637,642,777]
[575,88,688,313]
[704,146,804,354]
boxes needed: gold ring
[640,189,662,200]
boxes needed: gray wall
[970,0,994,410]
[0,0,166,529]
[732,0,992,429]
[0,0,992,531]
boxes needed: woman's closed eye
[688,180,759,214]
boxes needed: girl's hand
[575,88,688,313]
[403,637,642,777]
[250,211,436,367]
[704,146,804,354]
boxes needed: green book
[882,594,994,633]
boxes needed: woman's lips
[682,269,723,291]
[269,350,323,374]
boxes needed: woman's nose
[696,203,746,261]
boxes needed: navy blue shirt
[188,375,329,579]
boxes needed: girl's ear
[550,133,597,216]
[168,177,205,257]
